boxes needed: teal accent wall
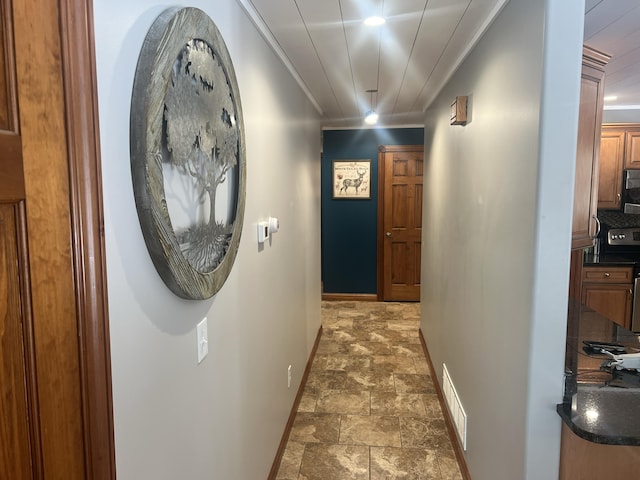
[322,128,424,294]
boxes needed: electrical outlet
[197,318,208,364]
[287,365,292,388]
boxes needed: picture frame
[332,160,371,199]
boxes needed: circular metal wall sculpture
[130,7,246,299]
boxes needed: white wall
[603,109,640,123]
[93,1,321,478]
[420,0,584,479]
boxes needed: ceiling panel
[242,0,640,127]
[296,1,357,118]
[391,0,470,115]
[583,0,640,108]
[416,0,505,111]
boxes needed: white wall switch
[197,317,208,364]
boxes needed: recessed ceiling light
[604,95,618,101]
[363,16,385,27]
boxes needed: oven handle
[592,215,601,239]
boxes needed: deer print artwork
[333,161,370,198]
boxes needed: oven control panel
[608,228,640,245]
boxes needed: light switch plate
[197,317,208,364]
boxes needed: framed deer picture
[332,160,371,199]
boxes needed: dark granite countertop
[559,301,640,445]
[582,253,637,267]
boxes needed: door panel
[0,3,42,476]
[379,145,423,301]
[414,185,423,228]
[0,204,36,478]
[392,185,408,226]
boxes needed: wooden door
[0,5,40,475]
[378,145,423,301]
[1,0,114,478]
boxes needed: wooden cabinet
[560,423,640,479]
[572,47,609,249]
[624,127,640,168]
[581,265,633,329]
[598,124,640,209]
[597,129,625,209]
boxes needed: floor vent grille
[442,363,467,450]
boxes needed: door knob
[385,232,392,237]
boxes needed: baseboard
[267,325,323,480]
[321,293,378,302]
[419,329,472,480]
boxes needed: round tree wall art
[130,7,246,299]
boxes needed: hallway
[275,301,464,479]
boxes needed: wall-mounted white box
[257,221,269,243]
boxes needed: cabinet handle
[618,193,622,201]
[604,272,610,277]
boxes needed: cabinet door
[624,129,640,169]
[598,129,625,209]
[572,55,606,249]
[582,284,632,329]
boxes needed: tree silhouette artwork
[163,38,239,273]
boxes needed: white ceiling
[238,0,640,128]
[584,0,640,112]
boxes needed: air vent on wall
[443,363,468,450]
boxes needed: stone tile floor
[275,301,463,480]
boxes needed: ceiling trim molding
[421,0,510,112]
[235,0,323,115]
[322,123,425,131]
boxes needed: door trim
[376,145,424,301]
[60,1,115,477]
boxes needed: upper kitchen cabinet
[598,128,625,209]
[598,125,640,209]
[624,128,640,168]
[572,46,609,249]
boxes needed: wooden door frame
[7,0,113,476]
[60,1,115,477]
[376,144,424,301]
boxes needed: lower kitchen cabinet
[581,266,633,329]
[559,423,640,479]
